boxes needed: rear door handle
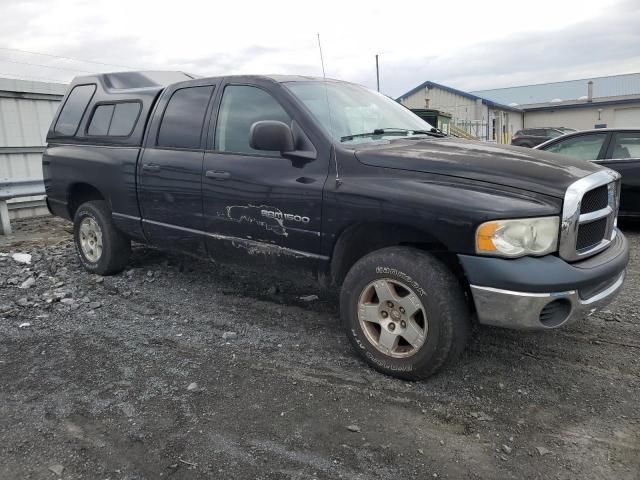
[142,163,161,172]
[206,170,231,180]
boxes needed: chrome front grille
[580,185,608,213]
[559,170,621,262]
[576,218,607,251]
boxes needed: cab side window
[545,133,607,161]
[610,132,640,159]
[157,86,214,149]
[215,85,291,155]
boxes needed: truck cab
[43,71,629,380]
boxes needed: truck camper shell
[47,71,195,146]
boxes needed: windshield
[286,81,434,144]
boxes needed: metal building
[0,77,65,219]
[472,72,640,130]
[398,72,640,136]
[396,81,523,143]
[471,72,640,106]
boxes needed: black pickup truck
[43,71,629,380]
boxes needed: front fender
[322,168,562,257]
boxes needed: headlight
[476,216,559,258]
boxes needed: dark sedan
[536,129,640,217]
[511,127,576,148]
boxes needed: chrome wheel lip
[357,278,428,359]
[79,217,103,263]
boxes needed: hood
[354,137,603,198]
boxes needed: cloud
[0,0,635,97]
[378,0,640,96]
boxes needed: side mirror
[249,120,295,153]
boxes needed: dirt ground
[0,216,638,480]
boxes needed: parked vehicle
[511,127,577,147]
[536,129,640,217]
[43,72,629,380]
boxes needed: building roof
[0,77,67,96]
[521,94,640,111]
[471,72,640,106]
[396,80,522,112]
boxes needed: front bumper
[459,229,629,330]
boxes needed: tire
[73,200,131,275]
[340,246,470,380]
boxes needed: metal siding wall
[511,112,524,134]
[401,87,479,115]
[431,89,487,140]
[400,89,427,109]
[0,82,63,219]
[0,98,58,148]
[429,88,477,118]
[523,101,640,130]
[613,107,640,128]
[401,88,513,141]
[0,152,46,178]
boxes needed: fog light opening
[539,299,572,328]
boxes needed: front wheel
[73,200,131,275]
[340,247,470,380]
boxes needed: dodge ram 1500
[43,71,629,379]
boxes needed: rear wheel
[73,200,130,275]
[340,246,470,380]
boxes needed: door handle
[142,163,161,172]
[205,170,231,180]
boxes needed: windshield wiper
[405,128,447,138]
[341,128,409,142]
[340,127,445,142]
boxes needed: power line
[0,57,97,74]
[0,46,138,70]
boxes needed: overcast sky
[0,0,638,97]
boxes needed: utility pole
[375,54,380,92]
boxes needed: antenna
[316,34,339,186]
[375,54,380,92]
[317,33,326,78]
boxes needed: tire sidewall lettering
[375,266,426,297]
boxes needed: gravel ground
[0,216,639,480]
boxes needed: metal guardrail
[0,146,46,154]
[0,178,46,235]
